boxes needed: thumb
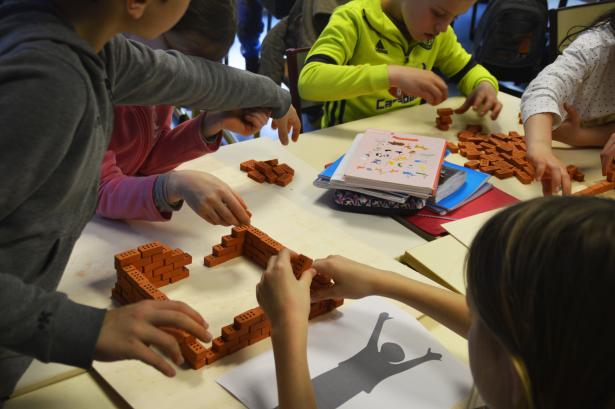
[299,267,317,288]
[454,97,472,114]
[270,119,279,130]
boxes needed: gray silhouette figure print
[274,312,443,409]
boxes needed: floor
[223,0,590,142]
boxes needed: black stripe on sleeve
[305,54,338,65]
[449,57,478,84]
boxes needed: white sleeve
[521,29,605,127]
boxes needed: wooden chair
[285,47,323,131]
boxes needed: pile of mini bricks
[240,159,294,186]
[112,227,343,369]
[444,124,583,185]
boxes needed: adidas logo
[375,39,388,54]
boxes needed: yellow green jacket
[298,0,498,127]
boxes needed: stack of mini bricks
[445,124,583,186]
[573,170,615,196]
[113,242,206,369]
[240,159,294,187]
[435,108,454,131]
[112,241,192,303]
[202,225,344,367]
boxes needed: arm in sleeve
[521,31,601,127]
[0,49,105,366]
[138,112,221,176]
[97,150,168,221]
[435,26,498,95]
[298,8,390,101]
[105,36,291,118]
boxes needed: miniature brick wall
[202,225,344,368]
[110,231,344,370]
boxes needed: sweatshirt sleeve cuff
[48,298,106,368]
[153,174,183,217]
[369,64,390,91]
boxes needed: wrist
[270,310,308,335]
[199,112,223,139]
[165,171,184,204]
[387,65,401,87]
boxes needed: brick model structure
[240,159,294,187]
[202,225,344,367]
[435,108,454,131]
[110,231,343,370]
[572,171,615,196]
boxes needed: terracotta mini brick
[231,225,249,238]
[436,115,452,125]
[278,164,294,176]
[143,260,164,274]
[446,142,459,153]
[275,173,293,187]
[240,160,257,172]
[234,307,264,330]
[254,161,272,174]
[464,160,480,169]
[437,108,454,116]
[607,170,615,182]
[213,244,236,257]
[205,349,224,365]
[264,171,278,184]
[114,249,141,268]
[222,324,240,340]
[495,169,514,179]
[265,159,279,166]
[272,165,287,176]
[573,171,585,182]
[138,241,164,258]
[436,124,449,131]
[247,170,265,183]
[212,337,228,353]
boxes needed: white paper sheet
[217,296,472,409]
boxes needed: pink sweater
[97,105,221,221]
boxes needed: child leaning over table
[257,196,615,409]
[522,9,615,196]
[0,0,297,400]
[298,0,503,128]
[99,0,301,226]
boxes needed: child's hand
[256,249,316,329]
[454,81,502,119]
[166,170,251,226]
[94,300,212,377]
[310,255,384,302]
[601,133,615,176]
[271,105,301,145]
[221,108,271,136]
[526,143,571,195]
[201,109,271,138]
[387,65,448,105]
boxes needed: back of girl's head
[466,196,615,409]
[168,0,237,61]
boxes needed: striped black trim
[450,57,478,83]
[328,101,339,127]
[338,100,346,124]
[305,54,337,65]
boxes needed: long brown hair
[466,196,615,409]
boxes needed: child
[0,0,297,399]
[522,10,615,196]
[257,196,615,408]
[99,0,301,226]
[297,0,502,127]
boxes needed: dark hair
[169,0,237,61]
[558,8,615,50]
[466,196,615,409]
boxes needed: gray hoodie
[0,0,291,397]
